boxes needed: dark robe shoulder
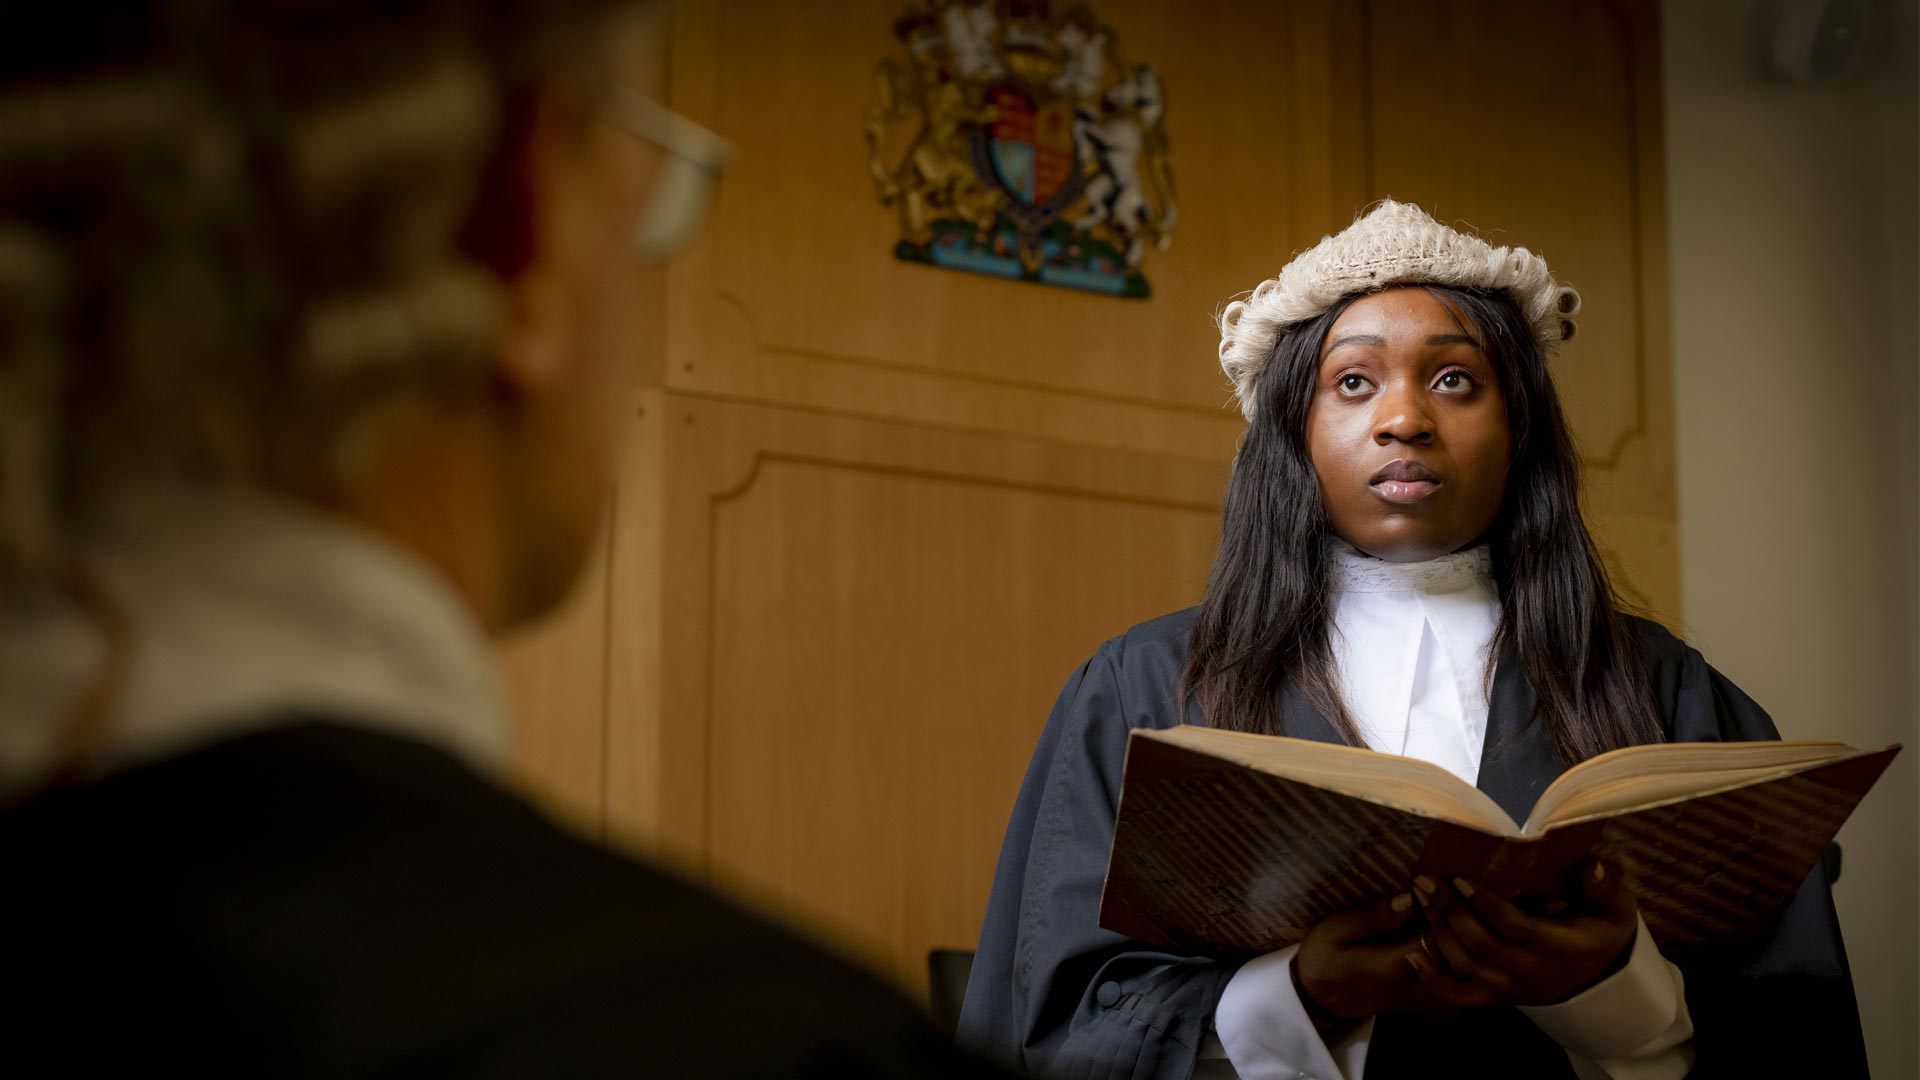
[959,611,1867,1079]
[0,720,1012,1079]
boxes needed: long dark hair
[1180,285,1663,766]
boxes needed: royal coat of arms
[865,1,1177,298]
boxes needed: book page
[1523,740,1857,833]
[1145,726,1520,834]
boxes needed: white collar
[0,482,506,801]
[1326,539,1499,783]
[1328,540,1494,595]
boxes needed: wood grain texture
[498,527,610,836]
[602,390,669,854]
[635,391,1225,992]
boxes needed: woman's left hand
[1406,858,1638,1007]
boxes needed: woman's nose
[1373,389,1435,445]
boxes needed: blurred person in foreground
[0,3,1008,1076]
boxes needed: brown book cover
[1098,726,1899,955]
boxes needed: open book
[1097,726,1898,955]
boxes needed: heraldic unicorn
[865,0,1178,298]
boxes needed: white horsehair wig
[1216,200,1582,421]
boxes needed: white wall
[1663,1,1919,1075]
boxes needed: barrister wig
[1182,205,1663,767]
[1216,200,1582,420]
[0,0,652,585]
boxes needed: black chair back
[927,948,975,1036]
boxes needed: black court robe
[2,719,1015,1079]
[958,608,1867,1079]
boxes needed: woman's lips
[1370,459,1442,504]
[1372,479,1441,503]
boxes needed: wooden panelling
[601,390,670,853]
[615,390,1224,991]
[1586,505,1680,619]
[498,528,610,835]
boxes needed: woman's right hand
[1293,891,1428,1027]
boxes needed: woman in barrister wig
[957,202,1866,1079]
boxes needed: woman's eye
[1435,370,1474,393]
[1337,374,1373,395]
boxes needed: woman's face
[1306,287,1512,563]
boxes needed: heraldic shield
[865,0,1178,298]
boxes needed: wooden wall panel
[617,391,1224,992]
[602,391,669,852]
[707,463,1218,989]
[498,530,610,834]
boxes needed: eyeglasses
[600,88,734,263]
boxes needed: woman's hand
[1408,858,1639,1008]
[1293,890,1433,1027]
